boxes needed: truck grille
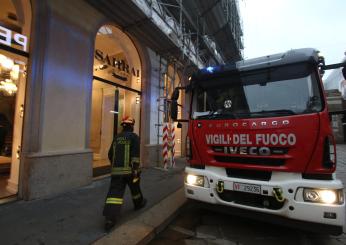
[217,190,285,210]
[226,168,271,181]
[214,156,285,166]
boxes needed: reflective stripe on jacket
[108,131,140,175]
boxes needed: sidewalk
[2,145,346,244]
[0,158,187,245]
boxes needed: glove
[132,170,139,183]
[132,162,141,183]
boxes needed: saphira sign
[94,49,140,80]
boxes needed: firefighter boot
[134,198,147,211]
[104,219,117,233]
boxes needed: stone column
[19,0,104,200]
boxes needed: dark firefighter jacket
[108,131,140,175]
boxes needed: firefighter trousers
[103,174,144,222]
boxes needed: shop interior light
[2,57,14,70]
[0,79,18,95]
[136,97,140,104]
[0,54,7,68]
[10,64,20,80]
[0,55,20,95]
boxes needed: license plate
[233,182,261,194]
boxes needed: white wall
[147,49,163,145]
[40,25,90,152]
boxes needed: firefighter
[103,116,146,232]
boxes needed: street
[149,145,346,245]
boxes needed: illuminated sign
[94,49,140,81]
[0,26,28,52]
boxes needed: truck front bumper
[184,166,345,229]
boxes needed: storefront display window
[90,25,141,176]
[0,0,31,200]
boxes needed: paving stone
[172,204,204,230]
[196,225,221,239]
[184,239,208,245]
[150,238,186,245]
[157,226,193,241]
[206,238,238,245]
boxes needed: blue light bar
[206,66,214,73]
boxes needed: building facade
[324,56,346,143]
[325,90,346,143]
[0,0,242,202]
[324,57,346,98]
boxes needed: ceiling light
[0,79,18,95]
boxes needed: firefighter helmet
[121,116,135,126]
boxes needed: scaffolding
[138,0,243,65]
[89,0,243,65]
[138,0,244,166]
[155,55,179,168]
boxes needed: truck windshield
[191,65,323,119]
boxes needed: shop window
[90,25,142,176]
[0,0,31,200]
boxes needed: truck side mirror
[342,67,346,80]
[170,100,178,120]
[170,88,180,120]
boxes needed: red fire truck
[170,48,346,234]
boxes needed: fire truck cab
[171,48,346,235]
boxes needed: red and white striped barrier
[170,122,175,167]
[162,123,169,169]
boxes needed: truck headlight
[185,174,204,187]
[303,188,343,204]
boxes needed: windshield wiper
[212,109,238,119]
[195,111,215,119]
[196,110,238,119]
